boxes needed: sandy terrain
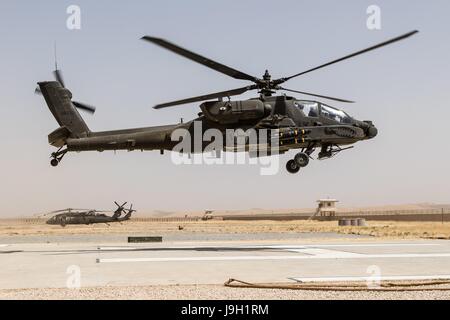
[1,219,450,240]
[2,284,450,300]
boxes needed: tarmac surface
[1,232,450,292]
[0,231,366,244]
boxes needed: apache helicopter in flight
[42,202,135,227]
[37,30,418,173]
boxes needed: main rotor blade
[141,36,258,82]
[72,101,96,114]
[279,87,355,103]
[281,30,419,82]
[50,208,90,214]
[154,86,255,109]
[50,209,71,214]
[36,211,56,217]
[53,69,66,88]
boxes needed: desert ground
[1,219,450,240]
[3,283,450,300]
[1,219,450,300]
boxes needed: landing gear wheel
[50,148,67,167]
[294,152,310,167]
[286,160,300,174]
[50,159,59,167]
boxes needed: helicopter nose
[356,121,378,139]
[366,124,378,139]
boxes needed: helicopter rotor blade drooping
[142,30,418,108]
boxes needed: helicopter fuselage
[46,203,134,227]
[63,95,377,157]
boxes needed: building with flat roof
[316,199,339,217]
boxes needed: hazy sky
[0,1,449,216]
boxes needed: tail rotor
[35,47,96,114]
[127,204,136,214]
[113,201,135,220]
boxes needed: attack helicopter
[42,202,135,227]
[37,31,418,173]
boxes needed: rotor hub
[263,70,271,81]
[257,70,277,96]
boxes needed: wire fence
[335,208,450,217]
[1,208,450,224]
[0,217,202,225]
[221,208,450,221]
[132,217,201,223]
[0,218,47,225]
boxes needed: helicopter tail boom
[38,81,91,146]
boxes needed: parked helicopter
[37,30,418,173]
[42,202,135,227]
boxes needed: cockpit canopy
[321,104,353,124]
[294,101,353,124]
[294,101,319,117]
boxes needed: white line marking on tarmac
[98,252,450,264]
[0,245,9,248]
[97,247,138,251]
[291,248,361,257]
[99,255,342,263]
[291,275,450,282]
[96,243,440,252]
[267,243,440,248]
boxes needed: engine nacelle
[200,100,269,124]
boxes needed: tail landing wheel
[50,148,68,167]
[50,159,60,167]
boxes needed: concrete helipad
[1,237,450,290]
